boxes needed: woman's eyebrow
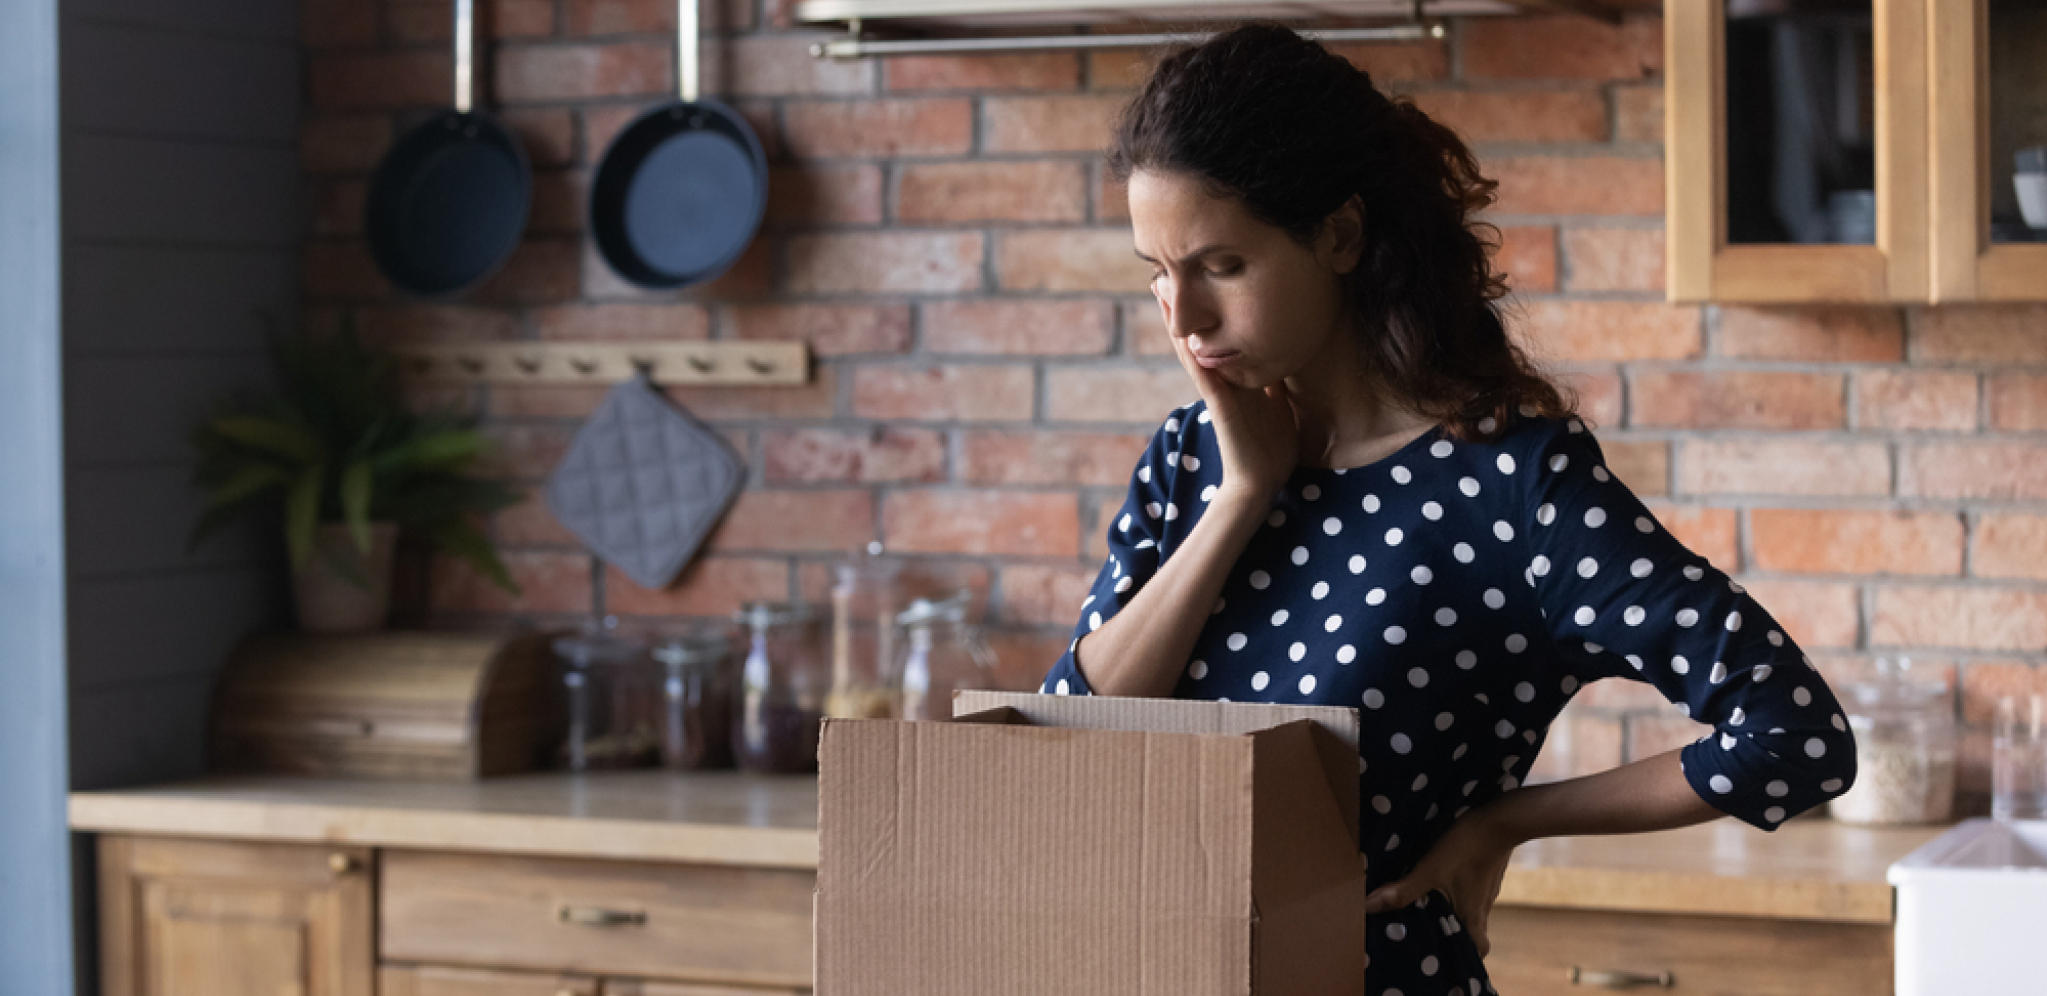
[1133,244,1237,266]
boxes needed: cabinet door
[1667,0,1929,302]
[603,979,807,995]
[97,835,374,996]
[380,964,598,996]
[1928,0,2047,300]
[1486,905,1892,996]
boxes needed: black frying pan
[588,0,767,289]
[365,0,531,297]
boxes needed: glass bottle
[1991,692,2046,821]
[732,602,829,774]
[554,617,660,771]
[650,626,736,771]
[894,591,999,723]
[826,549,904,721]
[1830,657,1956,826]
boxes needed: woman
[1038,23,1857,996]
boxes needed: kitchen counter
[70,773,1942,922]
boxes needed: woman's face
[1128,169,1363,389]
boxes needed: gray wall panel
[66,465,271,578]
[67,570,282,693]
[63,135,299,246]
[67,674,217,791]
[63,23,299,143]
[64,352,270,466]
[66,0,297,42]
[64,243,296,354]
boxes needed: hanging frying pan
[364,0,531,297]
[587,0,767,289]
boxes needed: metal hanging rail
[809,19,1443,59]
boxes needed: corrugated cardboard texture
[816,693,1366,996]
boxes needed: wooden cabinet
[1928,0,2047,300]
[95,835,375,996]
[1486,905,1893,995]
[380,964,598,996]
[1667,0,2047,303]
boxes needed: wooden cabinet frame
[1666,0,1929,303]
[1928,0,2047,301]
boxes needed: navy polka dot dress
[1039,402,1858,996]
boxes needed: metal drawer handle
[1570,966,1674,989]
[556,905,647,927]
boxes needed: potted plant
[189,320,521,632]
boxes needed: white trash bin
[1888,818,2047,996]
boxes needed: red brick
[1626,714,1713,763]
[1751,510,1964,576]
[983,628,1083,691]
[1872,586,2047,652]
[959,430,1150,487]
[1901,441,2047,500]
[1959,662,2047,724]
[1644,504,1740,572]
[1613,84,1663,144]
[1988,373,2047,431]
[431,550,591,615]
[995,229,1151,293]
[682,234,775,303]
[851,365,1035,421]
[304,0,379,47]
[1044,367,1196,423]
[1972,515,2047,580]
[1097,166,1130,223]
[1087,49,1154,91]
[1490,156,1664,216]
[794,560,995,613]
[1717,307,1905,362]
[762,428,946,484]
[477,424,573,480]
[301,115,392,173]
[1125,299,1171,357]
[781,98,972,157]
[355,304,522,344]
[1495,225,1557,294]
[493,370,839,420]
[1912,305,2047,363]
[581,104,643,163]
[884,52,1081,92]
[1528,710,1624,782]
[526,168,586,234]
[1325,40,1453,83]
[605,556,791,617]
[920,300,1113,356]
[303,241,392,300]
[721,34,874,97]
[1000,562,1098,626]
[883,491,1081,556]
[1857,370,1979,431]
[310,178,367,236]
[493,495,582,548]
[703,490,875,553]
[1631,371,1845,430]
[309,51,451,109]
[1463,14,1663,81]
[469,238,581,304]
[784,232,984,294]
[765,164,884,226]
[388,0,555,41]
[565,0,752,35]
[1558,368,1623,428]
[1409,89,1607,144]
[501,108,576,167]
[530,302,710,340]
[494,41,669,102]
[1563,227,1664,293]
[725,302,912,356]
[1676,439,1891,497]
[1600,438,1669,497]
[897,162,1088,224]
[1512,301,1702,362]
[982,95,1126,154]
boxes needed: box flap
[1247,720,1369,996]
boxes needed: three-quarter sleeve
[1037,407,1192,697]
[1516,422,1857,829]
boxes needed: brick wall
[301,4,2047,807]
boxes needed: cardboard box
[815,690,1366,996]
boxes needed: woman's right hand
[1171,334,1300,506]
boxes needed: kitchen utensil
[1992,693,2045,821]
[364,0,531,296]
[586,0,766,288]
[733,601,828,774]
[651,625,736,770]
[554,615,660,771]
[893,590,997,723]
[1831,657,1956,826]
[2015,148,2047,229]
[543,372,744,590]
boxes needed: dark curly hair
[1108,22,1575,440]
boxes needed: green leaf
[284,465,322,572]
[206,414,323,466]
[197,463,291,508]
[430,521,520,595]
[340,458,374,554]
[372,429,488,475]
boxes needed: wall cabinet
[1667,0,2047,303]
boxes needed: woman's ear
[1319,194,1366,276]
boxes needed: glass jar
[1830,657,1956,826]
[894,591,999,723]
[826,551,905,721]
[554,618,660,771]
[650,627,736,771]
[732,602,829,774]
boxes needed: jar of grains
[1829,658,1956,826]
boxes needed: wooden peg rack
[393,342,809,387]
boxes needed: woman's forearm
[1476,748,1722,847]
[1072,494,1269,698]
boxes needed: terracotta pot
[294,522,399,633]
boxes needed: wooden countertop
[70,773,1943,922]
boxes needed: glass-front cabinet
[1668,0,2047,303]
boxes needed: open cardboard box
[815,690,1367,995]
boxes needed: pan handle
[677,0,698,103]
[454,0,475,112]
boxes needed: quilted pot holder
[544,374,745,590]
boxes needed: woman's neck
[1283,321,1435,470]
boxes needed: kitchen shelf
[391,342,810,388]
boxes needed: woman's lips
[1193,350,1239,370]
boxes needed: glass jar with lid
[650,626,736,771]
[826,549,904,721]
[732,602,829,774]
[894,591,999,723]
[1830,657,1956,826]
[554,617,661,771]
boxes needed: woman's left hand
[1363,807,1520,957]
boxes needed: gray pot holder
[544,374,745,590]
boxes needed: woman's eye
[1209,263,1242,277]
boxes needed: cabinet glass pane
[1724,0,1877,245]
[1989,0,2047,245]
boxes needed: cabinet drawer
[380,851,813,989]
[1486,906,1892,996]
[380,964,598,996]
